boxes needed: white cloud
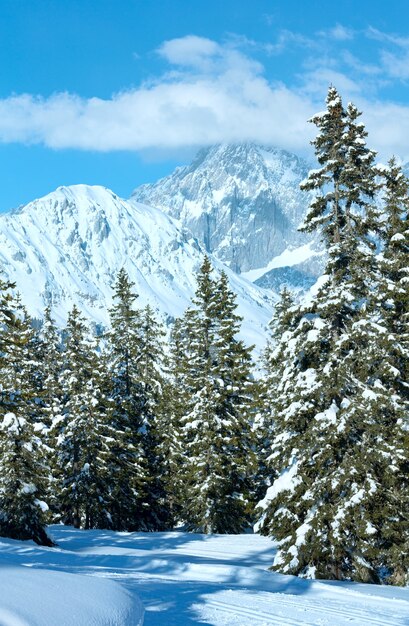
[0,35,408,161]
[363,100,409,154]
[366,26,409,48]
[380,50,409,80]
[266,29,317,55]
[321,24,355,41]
[299,68,362,99]
[0,38,317,154]
[342,51,381,77]
[157,35,221,69]
[364,26,409,81]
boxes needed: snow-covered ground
[1,526,408,626]
[0,565,143,626]
[241,243,322,283]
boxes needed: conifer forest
[0,86,408,588]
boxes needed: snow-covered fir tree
[177,258,255,533]
[37,306,64,429]
[257,87,407,584]
[55,305,111,529]
[212,271,257,516]
[104,269,150,530]
[0,286,52,545]
[377,158,409,403]
[0,277,15,334]
[0,296,41,419]
[253,287,296,504]
[132,304,169,529]
[0,412,52,545]
[37,306,66,518]
[160,317,192,525]
[372,158,409,583]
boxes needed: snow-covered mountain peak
[7,183,193,253]
[178,142,306,183]
[13,184,118,217]
[0,184,273,350]
[131,143,319,278]
[132,143,311,226]
[14,183,147,221]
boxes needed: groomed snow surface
[1,527,408,626]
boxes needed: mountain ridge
[0,143,330,349]
[0,183,273,350]
[131,143,323,283]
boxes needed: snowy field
[1,526,409,626]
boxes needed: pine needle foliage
[0,285,52,545]
[105,270,155,530]
[55,306,111,529]
[257,87,408,584]
[176,258,256,533]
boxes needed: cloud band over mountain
[1,33,409,160]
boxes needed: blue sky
[1,0,409,211]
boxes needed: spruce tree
[37,306,64,430]
[134,304,169,529]
[105,269,149,530]
[0,412,52,545]
[212,272,256,520]
[372,158,409,583]
[178,258,255,533]
[0,277,15,338]
[257,87,403,583]
[254,287,296,508]
[377,158,409,402]
[56,305,110,529]
[178,257,223,531]
[160,317,191,525]
[32,307,65,518]
[0,288,52,545]
[0,296,41,419]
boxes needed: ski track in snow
[201,591,407,626]
[1,525,408,625]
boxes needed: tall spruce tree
[55,306,110,529]
[134,304,169,529]
[257,87,404,583]
[36,306,64,521]
[377,158,409,403]
[212,272,256,518]
[160,317,191,525]
[0,412,52,545]
[0,287,52,545]
[178,258,255,533]
[0,296,41,419]
[254,287,297,506]
[0,277,15,338]
[372,158,409,583]
[172,257,218,531]
[105,269,150,530]
[37,306,64,430]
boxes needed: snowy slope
[0,184,273,349]
[131,143,324,285]
[0,559,143,625]
[1,526,408,626]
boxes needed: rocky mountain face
[0,144,331,350]
[0,185,273,350]
[131,143,323,286]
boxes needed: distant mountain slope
[131,143,323,285]
[0,185,273,349]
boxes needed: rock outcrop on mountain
[0,143,334,349]
[131,143,323,285]
[0,185,273,349]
